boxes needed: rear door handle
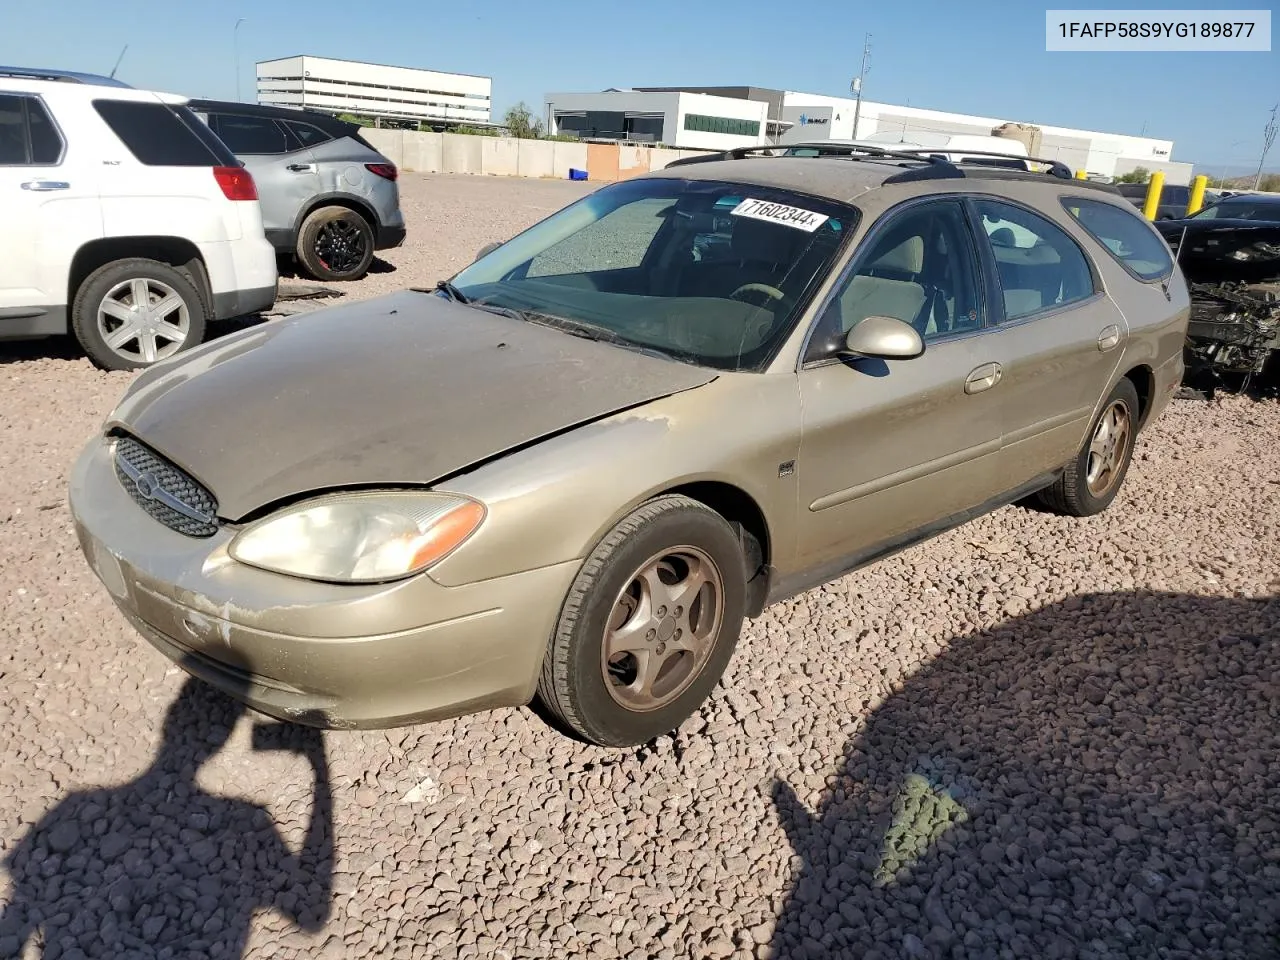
[1097,324,1121,351]
[286,163,316,173]
[20,180,70,191]
[964,361,1003,395]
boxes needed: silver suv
[189,100,406,282]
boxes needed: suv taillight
[366,163,398,182]
[213,165,258,201]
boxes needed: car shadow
[768,590,1280,959]
[0,653,334,958]
[275,255,395,281]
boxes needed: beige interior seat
[835,236,928,334]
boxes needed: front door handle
[1097,324,1121,351]
[286,163,316,173]
[964,361,1003,395]
[20,180,70,191]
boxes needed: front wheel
[1037,378,1139,517]
[296,207,375,282]
[536,495,747,747]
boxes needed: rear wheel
[296,206,374,282]
[1037,378,1139,516]
[537,495,747,747]
[71,258,207,371]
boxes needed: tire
[537,495,748,747]
[71,258,207,372]
[296,206,375,282]
[1037,378,1140,517]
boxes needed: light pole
[850,34,871,139]
[233,18,246,101]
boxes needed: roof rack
[0,66,132,88]
[886,147,1074,179]
[662,143,949,169]
[660,141,1123,195]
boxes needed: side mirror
[840,315,925,360]
[475,241,501,262]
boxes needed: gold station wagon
[70,146,1189,747]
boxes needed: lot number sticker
[730,198,829,232]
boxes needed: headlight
[228,491,485,583]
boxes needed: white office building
[544,89,772,151]
[544,85,1191,183]
[256,55,492,127]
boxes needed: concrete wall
[361,128,706,182]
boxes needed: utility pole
[850,34,871,139]
[1253,103,1278,190]
[233,18,246,101]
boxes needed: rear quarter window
[283,120,335,148]
[1061,197,1174,282]
[93,100,238,166]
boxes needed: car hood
[107,290,717,520]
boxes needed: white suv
[0,67,278,370]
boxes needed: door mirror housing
[475,241,502,262]
[840,315,925,360]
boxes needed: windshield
[448,177,856,371]
[1191,198,1280,222]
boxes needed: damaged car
[70,147,1187,747]
[1155,194,1280,395]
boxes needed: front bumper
[68,435,579,729]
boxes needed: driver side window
[805,200,983,363]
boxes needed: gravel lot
[1,174,1278,960]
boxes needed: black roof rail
[663,143,950,169]
[884,147,1075,179]
[0,65,132,88]
[883,163,1123,193]
[658,142,1123,195]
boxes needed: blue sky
[5,0,1278,171]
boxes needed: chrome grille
[113,435,219,538]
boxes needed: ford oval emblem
[134,472,158,500]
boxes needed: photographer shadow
[769,591,1280,959]
[0,656,333,958]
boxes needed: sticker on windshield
[730,197,829,232]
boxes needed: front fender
[428,373,802,587]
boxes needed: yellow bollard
[1075,169,1087,179]
[1185,174,1208,216]
[1142,171,1165,220]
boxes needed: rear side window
[0,94,64,165]
[212,113,290,154]
[1061,197,1174,282]
[93,99,237,166]
[283,120,334,148]
[973,199,1096,320]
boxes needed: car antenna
[1162,223,1189,301]
[109,44,128,80]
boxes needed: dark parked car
[189,100,406,282]
[1116,181,1220,221]
[1155,194,1280,393]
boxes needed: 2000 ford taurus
[70,147,1188,746]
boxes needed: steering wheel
[730,282,786,305]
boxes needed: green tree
[503,101,545,139]
[1113,166,1151,184]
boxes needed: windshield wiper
[431,280,470,304]
[526,314,680,362]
